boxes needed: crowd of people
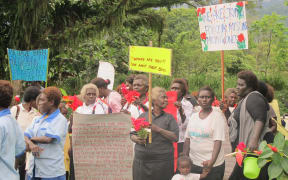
[0,70,281,180]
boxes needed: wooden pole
[221,50,224,100]
[148,41,153,144]
[219,0,225,100]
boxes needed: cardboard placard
[72,113,133,180]
[198,1,248,51]
[129,46,172,76]
[7,49,49,81]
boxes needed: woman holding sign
[130,87,179,180]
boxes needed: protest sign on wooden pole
[129,42,172,144]
[197,1,248,100]
[148,41,153,143]
[7,48,50,92]
[219,0,224,100]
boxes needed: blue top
[25,109,68,178]
[0,108,26,180]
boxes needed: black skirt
[133,151,174,180]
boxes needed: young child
[172,156,208,180]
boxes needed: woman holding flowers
[123,74,149,119]
[131,87,179,180]
[183,86,226,180]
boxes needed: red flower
[121,83,129,96]
[63,95,83,111]
[14,95,20,102]
[236,2,244,7]
[131,117,148,131]
[201,8,206,15]
[238,33,245,42]
[254,150,263,155]
[197,8,201,16]
[200,32,206,40]
[125,90,140,104]
[237,142,246,152]
[236,150,244,167]
[267,144,278,153]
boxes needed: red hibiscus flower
[125,90,140,104]
[237,2,244,7]
[236,150,244,167]
[14,95,20,102]
[254,150,263,155]
[121,83,129,96]
[237,142,246,152]
[63,95,83,111]
[197,8,201,16]
[201,8,206,15]
[200,32,206,40]
[131,117,148,131]
[238,33,245,42]
[267,144,278,153]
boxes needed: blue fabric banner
[8,49,48,81]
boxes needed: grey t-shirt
[134,111,179,158]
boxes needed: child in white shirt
[172,156,208,180]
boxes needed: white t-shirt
[75,100,108,114]
[177,98,195,143]
[185,109,226,167]
[171,173,200,180]
[122,101,149,119]
[10,103,40,132]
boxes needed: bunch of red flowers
[120,83,129,95]
[120,83,140,104]
[131,117,150,139]
[125,91,140,104]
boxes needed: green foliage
[258,133,288,179]
[0,1,287,113]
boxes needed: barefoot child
[172,156,208,180]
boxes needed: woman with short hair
[131,87,179,180]
[228,71,271,180]
[10,86,41,180]
[91,78,122,113]
[183,86,226,180]
[76,83,108,114]
[123,74,149,119]
[170,78,196,155]
[0,80,26,180]
[24,87,68,180]
[221,88,238,120]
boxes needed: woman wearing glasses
[75,83,108,114]
[183,86,226,180]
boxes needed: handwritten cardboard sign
[198,1,248,51]
[72,113,133,180]
[7,49,49,81]
[97,61,115,90]
[129,46,172,76]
